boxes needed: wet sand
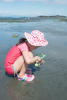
[0,19,67,100]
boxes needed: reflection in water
[6,78,28,100]
[6,64,41,100]
[6,78,42,100]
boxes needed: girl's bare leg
[18,62,28,78]
[13,56,28,78]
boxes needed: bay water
[0,17,67,100]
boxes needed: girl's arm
[22,51,41,64]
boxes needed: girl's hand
[41,59,45,64]
[35,56,41,63]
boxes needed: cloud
[2,0,67,4]
[24,0,67,4]
[3,0,15,2]
[24,0,48,2]
[53,0,67,5]
[0,10,9,15]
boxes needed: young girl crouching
[5,30,48,82]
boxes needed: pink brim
[25,32,48,46]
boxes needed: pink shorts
[5,65,15,75]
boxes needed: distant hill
[38,15,67,19]
[0,17,30,22]
[0,15,67,22]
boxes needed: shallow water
[0,19,67,100]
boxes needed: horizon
[0,0,67,17]
[0,15,67,18]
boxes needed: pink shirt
[5,42,29,67]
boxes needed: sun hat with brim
[24,30,48,46]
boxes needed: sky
[0,0,67,17]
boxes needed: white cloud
[53,0,67,5]
[24,0,67,4]
[0,10,9,15]
[3,0,15,2]
[24,0,48,2]
[1,0,67,4]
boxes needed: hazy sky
[0,0,67,16]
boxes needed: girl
[5,30,48,82]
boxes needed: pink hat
[24,30,48,46]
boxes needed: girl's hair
[16,38,27,45]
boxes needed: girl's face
[27,42,38,51]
